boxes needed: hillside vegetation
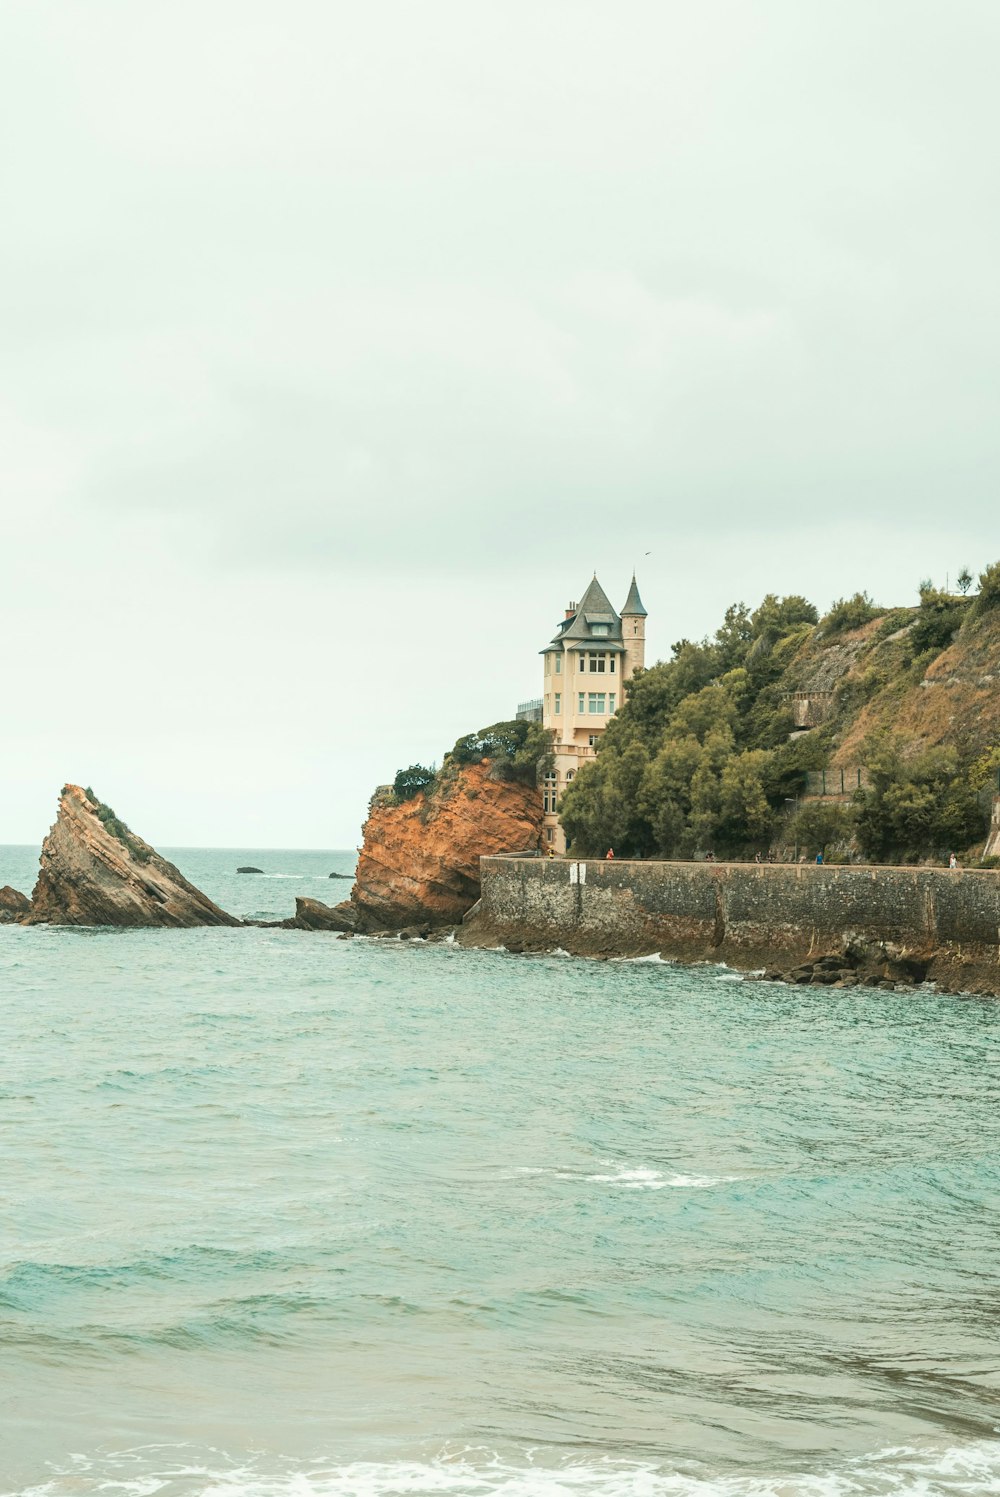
[560,563,1000,864]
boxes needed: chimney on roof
[566,602,576,618]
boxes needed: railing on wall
[804,767,870,796]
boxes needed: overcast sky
[2,0,998,848]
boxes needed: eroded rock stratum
[295,759,543,933]
[27,785,239,928]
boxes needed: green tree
[910,584,966,653]
[447,719,552,783]
[968,559,1000,622]
[393,764,436,801]
[821,592,882,634]
[716,751,774,847]
[853,733,982,859]
[957,567,973,595]
[789,800,854,857]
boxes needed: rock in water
[26,785,240,928]
[293,896,359,932]
[0,886,31,923]
[237,866,264,874]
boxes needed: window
[609,656,616,673]
[554,693,561,714]
[578,692,585,712]
[555,655,562,674]
[584,652,606,673]
[609,693,616,713]
[566,770,575,781]
[588,692,607,714]
[588,734,598,747]
[591,623,610,637]
[543,771,557,784]
[546,827,554,842]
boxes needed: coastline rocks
[237,866,264,874]
[291,896,359,933]
[328,871,352,879]
[346,760,543,931]
[26,785,241,928]
[0,886,31,923]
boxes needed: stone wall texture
[464,856,1000,994]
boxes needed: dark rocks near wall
[291,896,359,932]
[464,856,1000,996]
[0,886,31,923]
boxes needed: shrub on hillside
[393,764,436,801]
[909,586,968,653]
[967,559,1000,623]
[448,719,552,784]
[820,592,882,634]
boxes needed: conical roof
[621,574,647,617]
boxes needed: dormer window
[591,624,610,637]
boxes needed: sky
[2,0,998,848]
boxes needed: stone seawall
[461,857,1000,994]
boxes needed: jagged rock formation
[0,886,31,923]
[292,895,359,932]
[323,760,543,932]
[26,785,240,928]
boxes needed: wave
[16,1440,1000,1497]
[514,1163,738,1190]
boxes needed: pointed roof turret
[621,574,647,618]
[543,574,626,652]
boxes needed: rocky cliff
[27,785,239,928]
[315,760,543,932]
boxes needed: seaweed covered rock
[27,785,240,928]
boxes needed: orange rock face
[350,760,543,929]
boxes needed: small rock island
[25,785,239,928]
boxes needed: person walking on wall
[949,852,958,869]
[606,848,615,860]
[815,851,824,864]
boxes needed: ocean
[1,843,999,1496]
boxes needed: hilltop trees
[558,579,997,862]
[560,595,819,857]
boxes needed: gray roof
[552,576,624,645]
[621,574,647,617]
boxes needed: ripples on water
[1,846,999,1496]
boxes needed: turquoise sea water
[1,844,999,1496]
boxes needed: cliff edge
[305,759,543,933]
[27,785,240,928]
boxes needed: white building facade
[539,575,647,853]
